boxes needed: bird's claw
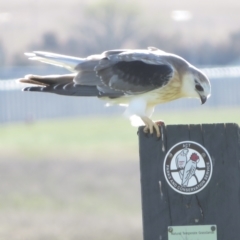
[141,117,164,138]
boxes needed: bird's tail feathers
[17,74,100,97]
[17,74,76,87]
[25,51,84,72]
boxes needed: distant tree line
[1,0,240,67]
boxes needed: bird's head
[181,65,211,104]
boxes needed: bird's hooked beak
[200,95,207,105]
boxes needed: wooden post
[138,123,240,240]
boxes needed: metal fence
[0,66,240,123]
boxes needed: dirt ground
[0,158,142,240]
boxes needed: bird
[182,152,200,187]
[18,47,211,137]
[175,147,188,179]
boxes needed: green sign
[168,225,217,240]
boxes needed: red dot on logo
[190,153,199,161]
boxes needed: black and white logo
[163,141,212,195]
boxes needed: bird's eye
[195,84,204,91]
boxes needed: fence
[0,66,240,123]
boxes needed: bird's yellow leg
[141,116,161,137]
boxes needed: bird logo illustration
[175,147,188,180]
[163,141,212,195]
[182,153,200,187]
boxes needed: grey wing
[75,50,174,96]
[95,51,174,94]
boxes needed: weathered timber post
[138,123,240,240]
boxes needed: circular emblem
[163,141,212,195]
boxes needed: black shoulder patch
[112,61,173,87]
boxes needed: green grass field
[0,107,239,161]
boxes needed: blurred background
[0,0,240,239]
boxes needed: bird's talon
[149,127,153,134]
[141,117,162,137]
[143,126,149,133]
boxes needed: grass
[0,159,142,240]
[0,107,239,161]
[0,115,137,160]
